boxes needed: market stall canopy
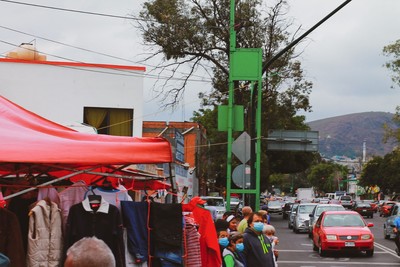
[0,95,173,174]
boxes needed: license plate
[345,242,355,247]
[363,209,367,212]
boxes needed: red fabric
[0,96,172,172]
[183,199,222,267]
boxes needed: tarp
[0,95,173,172]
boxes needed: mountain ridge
[307,111,398,158]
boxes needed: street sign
[232,132,251,163]
[266,130,319,152]
[232,164,251,189]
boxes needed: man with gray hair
[64,237,116,267]
[237,206,253,233]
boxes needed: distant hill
[307,112,398,158]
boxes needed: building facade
[143,121,209,200]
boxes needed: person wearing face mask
[242,212,276,267]
[215,219,230,267]
[223,234,246,267]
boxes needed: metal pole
[226,0,237,211]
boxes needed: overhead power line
[0,0,152,22]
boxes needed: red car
[379,201,397,217]
[312,211,374,257]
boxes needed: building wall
[143,121,209,198]
[0,58,145,137]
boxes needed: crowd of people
[215,206,279,267]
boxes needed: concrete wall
[0,58,145,136]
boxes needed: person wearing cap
[225,214,238,235]
[223,234,246,267]
[242,212,275,267]
[237,206,253,233]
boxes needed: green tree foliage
[383,40,400,88]
[138,0,315,191]
[307,162,347,193]
[383,40,400,144]
[360,149,400,194]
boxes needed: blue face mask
[219,237,229,247]
[253,222,264,232]
[236,243,244,252]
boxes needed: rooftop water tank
[6,43,47,61]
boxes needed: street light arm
[262,0,353,74]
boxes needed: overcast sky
[0,0,399,123]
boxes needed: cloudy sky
[0,0,399,123]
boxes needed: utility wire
[0,26,213,82]
[0,0,153,22]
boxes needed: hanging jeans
[121,201,149,263]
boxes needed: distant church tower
[362,139,366,163]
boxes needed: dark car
[283,202,293,219]
[352,202,374,218]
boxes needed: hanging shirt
[92,185,132,210]
[65,197,126,267]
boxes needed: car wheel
[366,249,374,257]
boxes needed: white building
[0,44,145,137]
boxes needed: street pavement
[268,210,400,266]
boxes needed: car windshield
[323,214,365,227]
[316,206,344,216]
[298,205,315,214]
[204,198,225,207]
[268,201,281,207]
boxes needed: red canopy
[0,96,172,171]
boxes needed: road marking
[374,242,400,258]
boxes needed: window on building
[84,107,133,136]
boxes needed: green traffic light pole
[227,0,352,211]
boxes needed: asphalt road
[269,210,400,266]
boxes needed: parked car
[283,202,293,219]
[379,201,397,217]
[267,200,283,215]
[383,202,400,239]
[288,203,299,229]
[200,196,226,220]
[338,195,353,209]
[319,198,331,204]
[312,210,374,257]
[308,204,345,237]
[352,202,374,218]
[293,203,317,233]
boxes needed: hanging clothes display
[59,180,88,233]
[26,200,63,267]
[183,197,221,267]
[91,185,132,210]
[183,216,202,267]
[37,187,60,207]
[121,201,149,264]
[0,208,26,267]
[65,196,126,267]
[150,202,183,267]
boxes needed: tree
[383,40,400,144]
[137,0,315,191]
[307,162,347,194]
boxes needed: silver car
[308,204,345,237]
[293,203,317,233]
[383,203,400,239]
[288,203,299,229]
[200,196,226,220]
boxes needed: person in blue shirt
[393,216,400,255]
